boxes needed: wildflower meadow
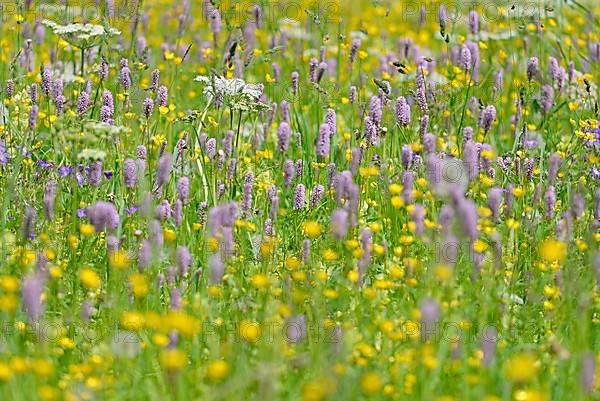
[0,0,599,400]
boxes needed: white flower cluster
[194,75,267,111]
[42,20,120,48]
[567,69,598,108]
[86,121,130,137]
[194,75,262,100]
[78,148,107,161]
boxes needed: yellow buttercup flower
[80,224,95,236]
[79,268,101,290]
[513,389,548,401]
[389,183,402,194]
[303,221,322,238]
[159,349,187,371]
[109,249,131,269]
[129,273,149,298]
[239,321,261,342]
[539,239,566,263]
[473,239,488,253]
[360,372,383,394]
[250,274,270,289]
[505,353,539,383]
[323,249,338,261]
[0,275,19,292]
[302,379,335,401]
[285,256,301,269]
[434,264,453,283]
[391,196,404,208]
[152,333,169,347]
[206,360,230,382]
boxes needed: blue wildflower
[0,141,9,165]
[124,205,139,215]
[58,166,73,177]
[38,160,53,169]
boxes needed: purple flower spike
[123,158,137,189]
[22,273,45,323]
[293,184,305,210]
[277,122,290,153]
[316,123,331,158]
[396,96,410,126]
[155,153,172,188]
[349,38,361,64]
[88,201,119,232]
[527,57,538,81]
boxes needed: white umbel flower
[78,148,107,161]
[85,121,131,137]
[194,75,267,111]
[42,19,120,49]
